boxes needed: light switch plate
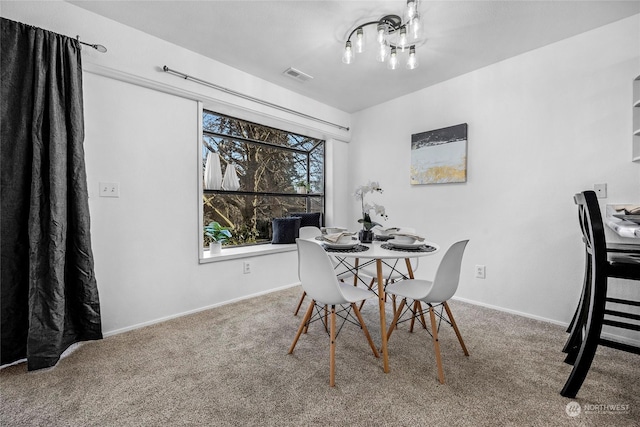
[99,182,120,198]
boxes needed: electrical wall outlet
[594,183,607,199]
[475,265,486,279]
[243,261,251,274]
[99,182,120,198]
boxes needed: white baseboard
[451,296,640,348]
[451,296,568,327]
[103,282,300,338]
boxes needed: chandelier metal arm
[346,15,403,42]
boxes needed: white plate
[323,241,358,249]
[388,239,425,249]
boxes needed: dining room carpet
[1,285,638,426]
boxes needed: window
[202,110,325,247]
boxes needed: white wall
[1,1,351,335]
[4,2,639,338]
[349,15,640,329]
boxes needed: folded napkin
[389,232,425,242]
[613,205,640,215]
[323,232,356,243]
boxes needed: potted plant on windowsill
[204,221,232,254]
[295,180,310,194]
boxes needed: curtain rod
[1,18,108,53]
[162,65,349,132]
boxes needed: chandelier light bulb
[355,28,365,53]
[409,14,422,39]
[406,0,417,19]
[342,41,353,64]
[375,42,389,62]
[376,23,386,44]
[387,47,398,70]
[398,27,408,49]
[406,46,419,69]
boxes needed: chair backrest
[296,239,348,305]
[428,240,469,303]
[299,226,322,240]
[575,191,607,272]
[574,191,609,322]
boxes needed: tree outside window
[202,110,325,246]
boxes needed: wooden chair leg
[443,301,469,356]
[329,305,336,387]
[409,300,418,332]
[392,294,397,314]
[561,310,603,397]
[410,301,428,332]
[561,266,607,398]
[351,303,379,358]
[565,250,590,333]
[289,301,315,354]
[429,306,446,384]
[324,305,329,333]
[294,291,307,316]
[418,302,428,329]
[387,298,406,341]
[563,253,591,362]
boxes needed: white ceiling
[69,1,640,113]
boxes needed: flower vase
[209,241,222,255]
[358,229,374,243]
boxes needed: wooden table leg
[377,259,390,373]
[405,258,415,279]
[352,257,360,287]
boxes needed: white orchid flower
[355,181,387,231]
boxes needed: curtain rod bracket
[76,35,107,53]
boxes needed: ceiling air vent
[283,67,313,83]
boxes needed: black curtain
[1,18,102,370]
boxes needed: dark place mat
[323,244,370,253]
[380,243,437,253]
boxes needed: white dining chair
[289,238,379,387]
[385,240,470,384]
[294,226,355,316]
[298,226,322,240]
[293,227,323,315]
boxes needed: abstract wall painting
[410,123,468,185]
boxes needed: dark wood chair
[561,190,640,398]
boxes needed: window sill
[199,243,296,264]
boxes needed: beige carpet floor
[1,286,638,426]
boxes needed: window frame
[198,104,325,261]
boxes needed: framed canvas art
[410,123,468,185]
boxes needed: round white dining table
[322,240,440,373]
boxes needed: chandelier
[342,0,424,70]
